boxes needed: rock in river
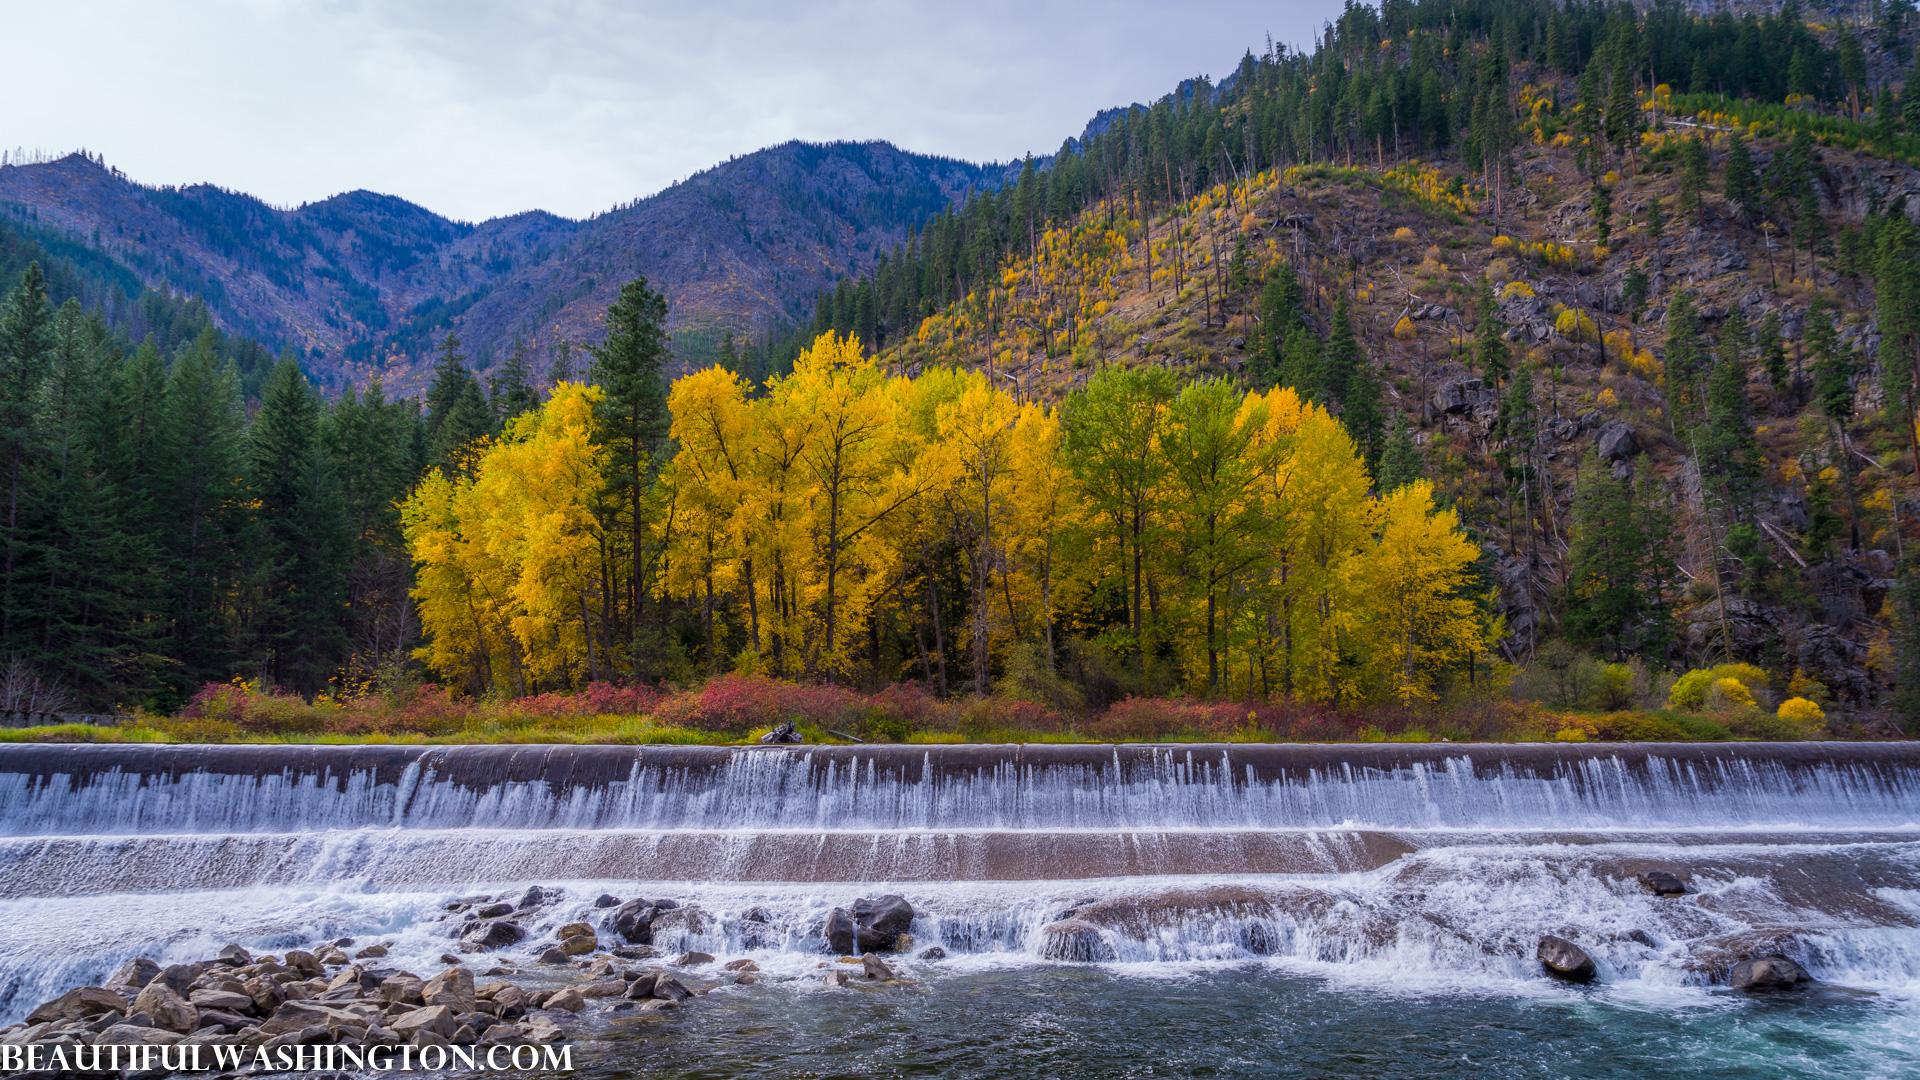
[1730,955,1812,992]
[1537,936,1596,983]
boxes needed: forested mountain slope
[0,141,1004,390]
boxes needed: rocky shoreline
[0,887,937,1075]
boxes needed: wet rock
[861,954,896,980]
[1039,920,1117,962]
[537,948,571,965]
[1626,930,1657,948]
[1537,936,1597,983]
[214,944,252,967]
[132,981,200,1033]
[624,974,660,999]
[1596,421,1637,461]
[560,935,598,957]
[155,963,198,996]
[723,959,759,972]
[651,975,692,1003]
[379,973,426,1007]
[638,997,679,1012]
[518,886,549,910]
[26,987,126,1024]
[594,894,621,908]
[411,1027,452,1049]
[243,976,284,1014]
[354,944,389,959]
[916,947,947,962]
[544,987,586,1013]
[579,980,628,999]
[439,954,463,966]
[822,970,849,988]
[475,902,514,919]
[1730,955,1812,992]
[733,973,759,985]
[673,951,714,966]
[188,989,255,1014]
[823,908,857,956]
[1638,870,1687,896]
[525,1015,566,1043]
[283,951,323,978]
[465,921,526,949]
[610,899,657,945]
[422,967,475,1012]
[611,945,659,960]
[104,958,162,991]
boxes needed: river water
[1,743,1916,1078]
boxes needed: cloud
[2,0,1344,221]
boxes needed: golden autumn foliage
[404,334,1497,704]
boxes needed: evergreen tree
[1344,356,1385,472]
[0,263,52,649]
[1377,411,1425,492]
[1322,296,1362,407]
[1474,279,1510,387]
[1698,308,1761,517]
[548,339,576,385]
[589,276,672,677]
[1590,183,1613,246]
[1810,301,1854,428]
[1724,130,1757,218]
[1565,453,1675,655]
[247,358,348,697]
[490,337,540,424]
[1758,311,1790,412]
[1606,47,1636,161]
[1279,325,1321,400]
[423,332,494,474]
[1678,136,1710,221]
[1664,292,1707,415]
[1255,264,1305,387]
[1892,555,1920,732]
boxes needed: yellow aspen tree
[664,367,759,672]
[1361,480,1491,703]
[935,375,1019,695]
[1006,400,1075,667]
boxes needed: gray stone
[672,951,714,966]
[1597,420,1637,461]
[1537,936,1596,983]
[543,987,585,1013]
[1638,870,1687,896]
[580,980,628,999]
[214,944,252,967]
[26,987,127,1024]
[916,947,948,961]
[1039,920,1116,962]
[131,981,200,1033]
[824,908,857,955]
[1730,955,1812,991]
[104,958,162,991]
[465,921,525,949]
[188,990,256,1013]
[861,953,896,980]
[517,886,548,910]
[422,966,475,1011]
[610,899,657,944]
[594,894,621,908]
[475,903,514,919]
[390,1005,458,1040]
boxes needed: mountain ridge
[0,139,1017,391]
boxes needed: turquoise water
[592,966,1917,1080]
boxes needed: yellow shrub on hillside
[1668,663,1770,711]
[1502,281,1535,300]
[1555,309,1598,343]
[1394,315,1417,340]
[1778,696,1824,725]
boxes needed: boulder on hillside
[1596,420,1637,461]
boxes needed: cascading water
[3,742,1918,1078]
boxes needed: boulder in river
[1039,919,1117,962]
[825,895,916,954]
[1637,870,1687,896]
[544,987,586,1013]
[1537,936,1596,983]
[475,902,514,919]
[861,953,896,980]
[104,958,161,991]
[213,944,251,967]
[1730,955,1812,991]
[674,951,714,966]
[916,947,947,961]
[824,908,857,955]
[379,973,426,1006]
[610,899,657,944]
[518,885,548,910]
[465,921,526,949]
[594,894,621,908]
[390,1005,458,1040]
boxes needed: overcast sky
[6,1,1346,223]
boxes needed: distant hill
[0,142,1011,390]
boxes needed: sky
[5,0,1346,223]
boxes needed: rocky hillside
[0,142,1006,390]
[875,103,1920,727]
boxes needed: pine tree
[248,358,348,696]
[0,263,52,650]
[1590,183,1613,245]
[548,339,576,385]
[1377,411,1425,492]
[1758,311,1790,413]
[424,332,495,473]
[1678,136,1709,221]
[1664,292,1707,416]
[1322,296,1362,407]
[1255,263,1304,386]
[1344,356,1384,472]
[1724,130,1757,217]
[1474,279,1510,387]
[1606,47,1636,162]
[1698,308,1761,517]
[490,337,540,424]
[1892,554,1920,732]
[589,276,672,677]
[1279,325,1322,400]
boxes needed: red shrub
[652,675,869,733]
